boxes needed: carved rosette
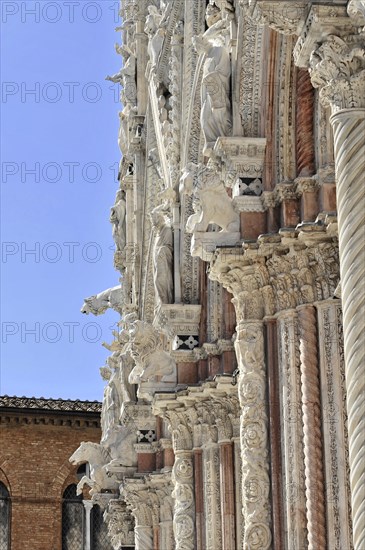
[235,321,272,550]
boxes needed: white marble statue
[81,285,123,316]
[110,189,126,254]
[150,203,174,307]
[193,7,232,156]
[180,162,240,233]
[126,318,177,400]
[99,364,123,445]
[69,442,117,495]
[144,2,170,67]
[118,104,137,157]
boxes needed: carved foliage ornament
[241,0,308,35]
[309,35,365,111]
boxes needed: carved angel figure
[150,203,174,307]
[110,189,126,253]
[193,8,232,156]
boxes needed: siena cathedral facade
[75,1,365,549]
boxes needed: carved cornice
[309,34,365,112]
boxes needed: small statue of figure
[150,203,174,307]
[144,2,170,67]
[100,364,122,445]
[110,189,126,253]
[193,5,232,156]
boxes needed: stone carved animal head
[81,286,123,316]
[69,441,110,467]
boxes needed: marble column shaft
[194,449,205,550]
[135,525,153,550]
[330,108,365,550]
[203,444,222,550]
[265,318,285,550]
[277,310,307,549]
[219,441,236,550]
[298,305,326,550]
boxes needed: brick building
[0,395,112,550]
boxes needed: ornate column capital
[104,499,135,550]
[309,34,365,112]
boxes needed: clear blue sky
[0,1,124,400]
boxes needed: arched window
[0,482,10,550]
[62,484,84,550]
[91,504,113,550]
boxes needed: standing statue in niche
[100,363,123,446]
[193,4,232,156]
[150,203,174,308]
[110,189,127,254]
[144,2,170,68]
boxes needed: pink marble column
[219,442,236,550]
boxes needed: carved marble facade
[71,1,364,549]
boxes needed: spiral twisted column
[331,109,365,549]
[298,305,326,550]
